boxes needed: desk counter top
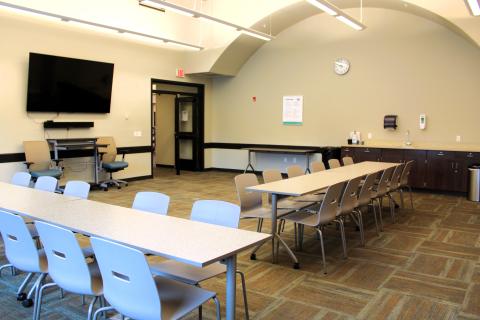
[342,143,480,153]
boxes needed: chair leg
[87,296,99,320]
[256,218,263,232]
[236,271,249,320]
[355,209,365,246]
[408,186,414,210]
[16,272,34,296]
[371,201,380,236]
[317,228,327,274]
[0,263,14,276]
[388,194,396,223]
[377,198,384,231]
[294,223,298,250]
[93,307,114,320]
[213,296,221,320]
[298,224,304,251]
[338,219,347,259]
[33,274,50,320]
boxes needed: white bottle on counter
[352,131,358,144]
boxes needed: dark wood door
[380,149,404,163]
[404,150,427,189]
[354,147,381,162]
[426,151,459,191]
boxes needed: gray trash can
[468,165,480,202]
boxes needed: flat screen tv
[26,53,114,113]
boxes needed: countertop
[342,143,480,153]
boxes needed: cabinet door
[341,147,355,161]
[354,148,381,162]
[380,149,404,163]
[456,152,480,192]
[426,151,457,191]
[404,150,427,189]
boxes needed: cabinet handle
[364,150,370,153]
[451,163,454,169]
[437,152,444,156]
[467,153,474,158]
[456,163,459,170]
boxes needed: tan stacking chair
[286,165,325,203]
[386,163,405,222]
[371,167,395,229]
[398,160,415,209]
[328,159,341,169]
[282,182,346,274]
[311,161,326,173]
[234,173,292,232]
[342,156,354,166]
[336,177,364,250]
[356,172,381,236]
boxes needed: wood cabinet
[340,147,480,193]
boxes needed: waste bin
[468,165,480,202]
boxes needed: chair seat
[241,207,292,219]
[153,275,216,320]
[277,199,315,211]
[283,211,320,227]
[291,193,325,202]
[151,260,225,285]
[102,161,128,171]
[31,169,62,179]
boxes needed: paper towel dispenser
[384,115,398,129]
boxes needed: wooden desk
[0,182,269,320]
[246,161,399,267]
[243,148,317,173]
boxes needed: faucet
[405,130,412,146]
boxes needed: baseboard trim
[204,167,262,175]
[123,175,153,182]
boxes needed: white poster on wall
[282,96,303,125]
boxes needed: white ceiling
[2,0,478,50]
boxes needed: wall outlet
[133,131,142,137]
[367,133,372,139]
[456,135,461,142]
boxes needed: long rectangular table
[243,148,317,173]
[0,182,270,319]
[246,161,399,267]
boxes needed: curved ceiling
[186,0,480,77]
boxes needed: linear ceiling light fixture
[0,1,203,51]
[139,0,274,41]
[306,0,366,30]
[465,0,480,16]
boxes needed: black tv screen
[26,53,114,113]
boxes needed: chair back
[190,200,240,229]
[400,160,414,186]
[90,237,161,320]
[390,164,405,190]
[234,173,262,211]
[132,192,170,215]
[328,159,341,169]
[342,156,354,166]
[97,137,117,164]
[287,165,304,178]
[338,177,362,215]
[311,161,325,173]
[262,169,283,204]
[35,221,97,295]
[358,173,379,207]
[376,166,395,196]
[34,176,58,192]
[63,181,90,199]
[11,172,31,187]
[23,141,51,171]
[315,182,345,225]
[0,210,46,273]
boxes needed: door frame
[150,79,205,173]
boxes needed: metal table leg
[244,150,255,173]
[225,255,237,320]
[305,153,311,173]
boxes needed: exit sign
[176,68,185,78]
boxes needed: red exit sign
[176,68,185,78]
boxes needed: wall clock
[334,58,350,75]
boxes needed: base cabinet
[341,147,479,193]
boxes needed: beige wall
[155,94,175,166]
[0,12,211,182]
[210,8,480,151]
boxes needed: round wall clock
[334,58,350,75]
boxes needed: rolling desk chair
[23,141,62,180]
[97,137,128,190]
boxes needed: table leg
[94,146,99,185]
[271,194,278,263]
[225,255,237,320]
[244,150,255,173]
[305,154,311,173]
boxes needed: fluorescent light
[306,0,338,16]
[241,30,273,41]
[0,1,61,21]
[64,20,120,34]
[140,0,194,17]
[466,0,480,16]
[336,15,364,30]
[139,0,274,41]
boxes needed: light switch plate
[134,131,142,137]
[456,135,461,142]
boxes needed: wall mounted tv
[26,53,114,113]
